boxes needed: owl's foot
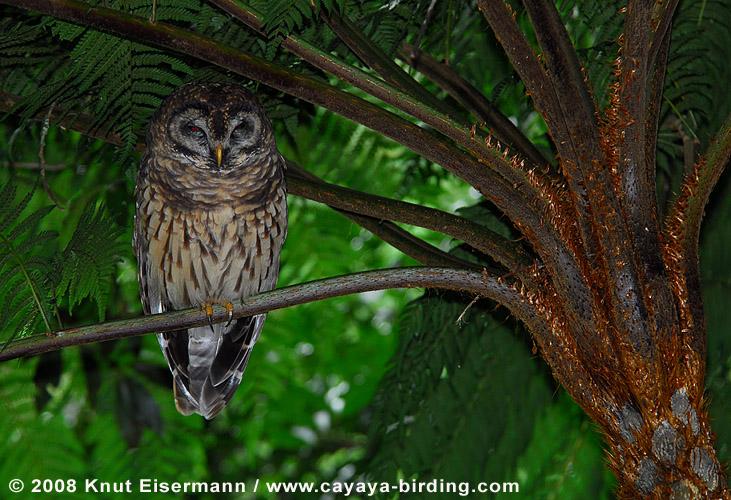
[224,302,234,327]
[199,301,235,331]
[201,302,215,333]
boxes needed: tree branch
[664,113,731,362]
[285,163,479,269]
[287,163,534,273]
[319,8,455,118]
[399,42,549,169]
[0,267,539,361]
[344,214,477,269]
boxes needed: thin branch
[347,215,477,269]
[399,42,549,168]
[0,267,541,361]
[1,162,67,171]
[287,164,534,273]
[286,163,478,269]
[664,113,731,359]
[319,8,455,118]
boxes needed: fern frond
[254,0,339,37]
[56,202,125,320]
[662,0,731,145]
[367,295,551,484]
[0,183,58,343]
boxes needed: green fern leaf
[0,183,58,343]
[56,202,125,321]
[366,295,552,485]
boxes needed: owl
[134,83,287,419]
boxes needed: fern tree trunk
[477,2,730,496]
[1,0,731,497]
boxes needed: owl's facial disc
[165,103,269,173]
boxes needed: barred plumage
[134,83,287,419]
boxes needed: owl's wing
[159,314,265,419]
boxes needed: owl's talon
[224,302,234,327]
[202,303,215,332]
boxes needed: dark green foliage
[367,297,554,488]
[657,0,731,200]
[0,360,87,492]
[0,183,58,341]
[0,179,124,344]
[0,0,729,497]
[11,2,195,157]
[56,203,126,320]
[556,0,624,109]
[257,0,340,37]
[702,173,731,466]
[513,393,615,499]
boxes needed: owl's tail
[158,315,265,419]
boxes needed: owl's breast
[137,181,287,311]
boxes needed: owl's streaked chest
[135,179,287,310]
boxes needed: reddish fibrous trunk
[1,0,730,496]
[477,1,730,497]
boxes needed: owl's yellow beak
[214,144,223,169]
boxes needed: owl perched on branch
[134,83,287,419]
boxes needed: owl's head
[147,83,276,173]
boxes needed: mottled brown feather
[134,83,287,419]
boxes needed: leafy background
[0,0,729,498]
